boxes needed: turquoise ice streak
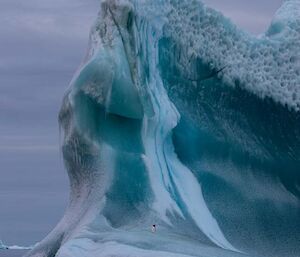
[26,0,300,256]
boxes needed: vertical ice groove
[140,20,184,222]
[134,6,238,250]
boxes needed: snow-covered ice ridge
[157,0,300,111]
[82,0,300,111]
[26,0,300,257]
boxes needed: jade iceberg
[26,0,300,256]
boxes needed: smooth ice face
[26,0,300,257]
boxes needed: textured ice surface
[26,0,300,257]
[163,0,300,111]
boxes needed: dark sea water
[0,250,27,257]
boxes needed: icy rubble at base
[54,231,250,257]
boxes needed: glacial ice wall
[26,0,300,257]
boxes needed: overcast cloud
[0,0,283,247]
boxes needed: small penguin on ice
[151,224,156,233]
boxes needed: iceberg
[26,0,300,256]
[0,240,34,250]
[0,240,8,250]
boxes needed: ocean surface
[0,250,27,257]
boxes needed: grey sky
[0,0,283,247]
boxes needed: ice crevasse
[26,0,300,256]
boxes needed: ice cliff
[26,0,300,256]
